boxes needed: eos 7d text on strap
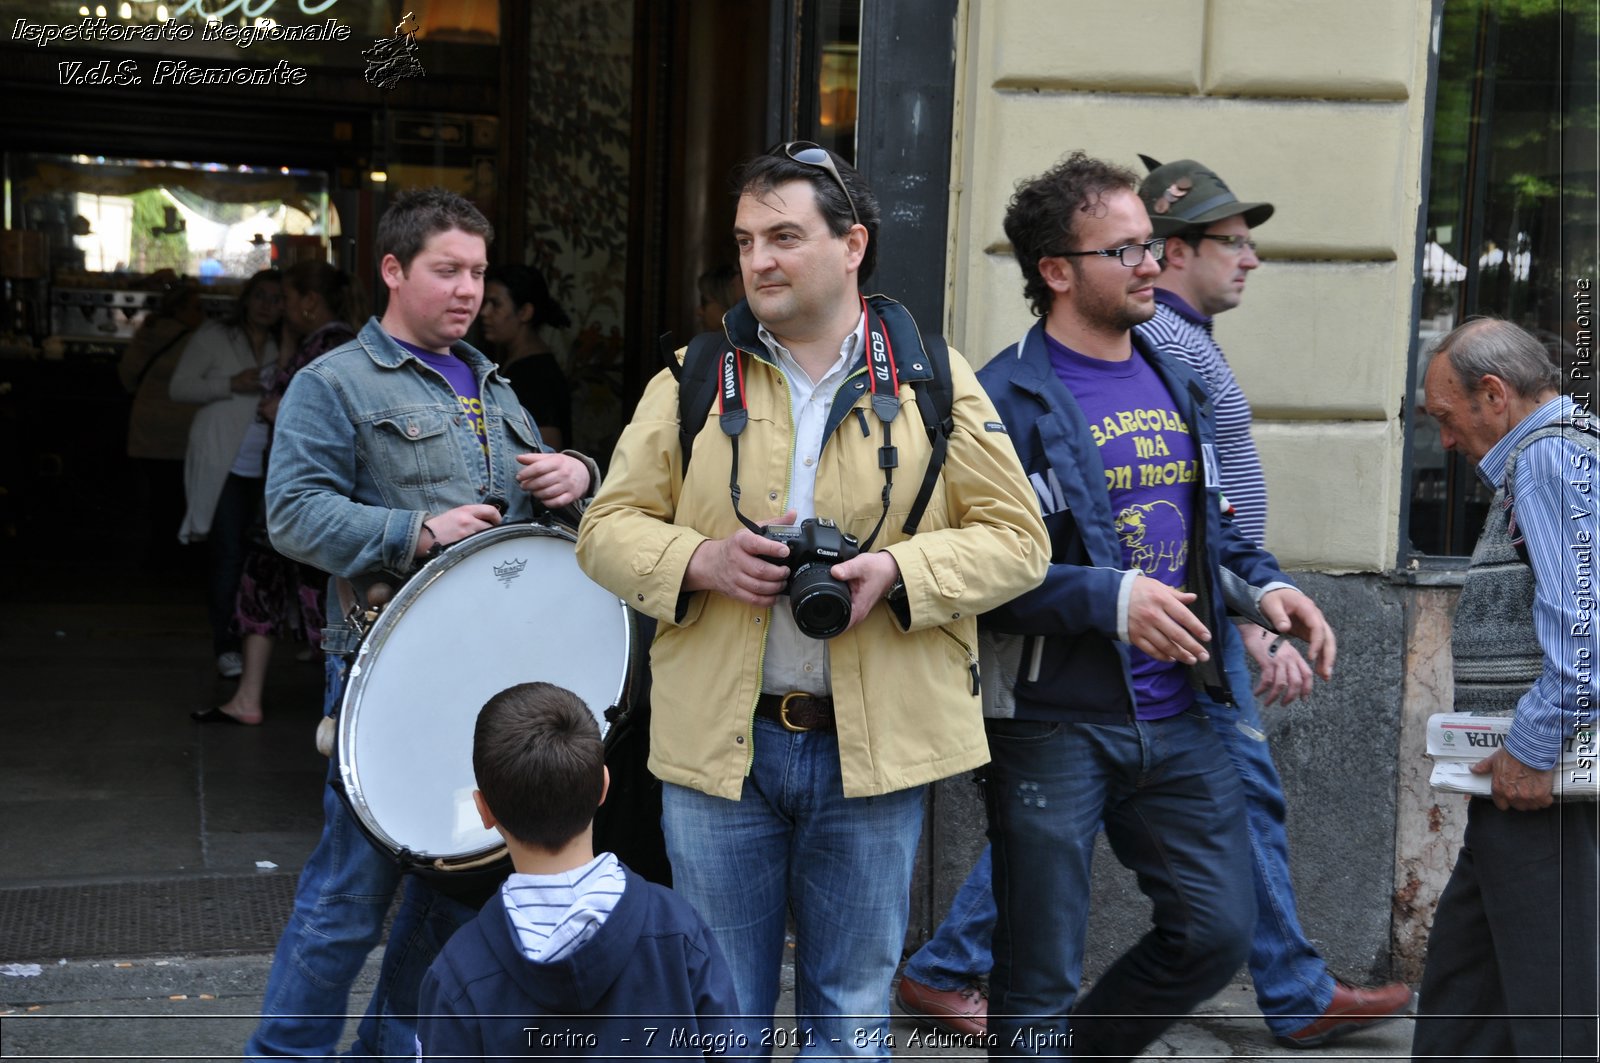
[719,296,902,551]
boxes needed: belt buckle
[778,691,813,733]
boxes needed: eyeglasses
[1197,234,1259,254]
[779,141,860,227]
[1051,238,1166,268]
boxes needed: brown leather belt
[755,692,836,733]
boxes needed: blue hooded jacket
[975,321,1293,722]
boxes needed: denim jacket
[266,317,590,587]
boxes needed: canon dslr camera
[763,517,860,640]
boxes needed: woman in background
[119,276,204,572]
[478,263,572,449]
[193,261,359,725]
[170,269,283,680]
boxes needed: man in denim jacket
[248,188,597,1060]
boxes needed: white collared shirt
[756,313,865,695]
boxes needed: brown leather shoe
[1276,978,1416,1048]
[895,973,988,1037]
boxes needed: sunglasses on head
[777,141,860,227]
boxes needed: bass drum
[336,521,636,899]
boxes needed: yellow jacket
[576,336,1047,799]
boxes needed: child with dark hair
[417,683,739,1060]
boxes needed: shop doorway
[620,0,955,418]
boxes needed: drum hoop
[336,520,634,861]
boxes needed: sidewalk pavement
[0,565,1416,1060]
[2,952,1415,1061]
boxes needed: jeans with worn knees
[914,626,1334,1036]
[662,717,925,1059]
[985,709,1254,1061]
[246,654,476,1060]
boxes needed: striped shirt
[499,851,627,963]
[1474,395,1599,770]
[1136,290,1269,544]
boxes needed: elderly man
[1412,317,1597,1062]
[576,143,1047,1057]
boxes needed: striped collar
[1153,287,1212,327]
[1477,395,1580,488]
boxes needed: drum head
[337,522,633,862]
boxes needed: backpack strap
[902,333,953,536]
[675,331,727,474]
[673,309,956,538]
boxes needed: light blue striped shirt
[1475,395,1598,769]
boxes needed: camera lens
[789,561,853,639]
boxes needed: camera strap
[719,297,900,550]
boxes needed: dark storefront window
[1406,0,1598,558]
[799,0,860,163]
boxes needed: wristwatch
[885,576,908,605]
[420,520,445,561]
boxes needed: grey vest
[1452,419,1596,715]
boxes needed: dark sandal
[191,707,253,725]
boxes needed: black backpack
[666,296,956,537]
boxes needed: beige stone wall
[946,0,1437,572]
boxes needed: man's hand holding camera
[684,510,798,608]
[830,549,900,633]
[684,509,901,635]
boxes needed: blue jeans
[902,845,993,991]
[1204,629,1334,1034]
[985,707,1254,1060]
[911,628,1335,1037]
[246,655,478,1060]
[661,717,926,1059]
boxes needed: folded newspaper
[1426,713,1598,799]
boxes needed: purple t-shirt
[397,338,489,473]
[1046,333,1198,720]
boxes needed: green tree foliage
[131,189,190,275]
[1427,0,1598,301]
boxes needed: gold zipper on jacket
[939,626,981,696]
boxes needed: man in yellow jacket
[576,144,1047,1057]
